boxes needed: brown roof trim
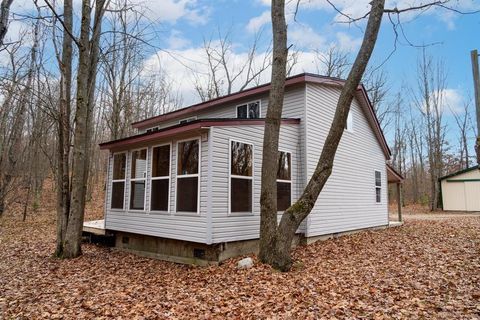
[131,73,345,130]
[386,163,404,183]
[99,118,300,150]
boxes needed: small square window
[237,101,260,119]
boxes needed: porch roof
[99,118,300,151]
[386,164,404,184]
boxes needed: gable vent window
[375,170,382,203]
[237,101,260,119]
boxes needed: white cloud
[335,32,362,52]
[289,24,327,49]
[167,30,191,49]
[246,11,271,33]
[441,88,464,114]
[132,0,210,25]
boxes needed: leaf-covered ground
[1,193,479,319]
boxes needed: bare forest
[0,0,477,260]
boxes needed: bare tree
[0,0,13,47]
[450,100,474,169]
[314,46,350,78]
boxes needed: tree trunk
[258,0,288,266]
[0,0,13,47]
[261,0,385,271]
[55,0,73,257]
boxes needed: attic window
[237,101,260,119]
[179,116,197,124]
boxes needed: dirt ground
[1,199,479,319]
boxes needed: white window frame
[375,169,382,204]
[236,100,261,119]
[277,149,293,212]
[228,139,254,215]
[179,116,197,124]
[129,148,148,212]
[345,111,354,132]
[149,142,172,214]
[175,137,201,215]
[110,151,127,211]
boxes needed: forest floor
[1,188,479,319]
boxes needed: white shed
[440,166,480,212]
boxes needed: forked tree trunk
[260,0,385,271]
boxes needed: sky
[4,0,480,149]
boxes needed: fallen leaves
[1,203,479,319]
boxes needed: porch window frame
[129,147,148,212]
[228,139,254,215]
[149,142,172,214]
[277,149,293,212]
[175,137,201,215]
[110,151,127,211]
[236,100,261,119]
[375,169,382,204]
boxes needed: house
[440,166,480,211]
[97,73,400,264]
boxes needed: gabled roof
[439,165,480,181]
[124,73,390,158]
[99,118,300,151]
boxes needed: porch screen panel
[230,141,253,213]
[151,144,170,211]
[176,139,199,212]
[111,153,126,209]
[130,149,147,210]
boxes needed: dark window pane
[231,178,252,212]
[113,154,126,180]
[177,140,199,175]
[231,141,253,176]
[277,182,291,211]
[177,177,198,212]
[151,179,169,211]
[111,182,125,209]
[277,152,291,180]
[375,171,381,186]
[237,105,248,118]
[152,145,170,177]
[376,188,381,203]
[130,181,145,210]
[248,102,260,118]
[131,149,147,179]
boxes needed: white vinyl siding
[304,83,388,237]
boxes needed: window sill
[228,212,254,217]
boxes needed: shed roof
[386,164,404,184]
[439,166,480,181]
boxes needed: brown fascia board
[99,118,300,151]
[129,73,391,158]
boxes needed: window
[130,149,147,210]
[111,153,126,209]
[146,127,159,133]
[237,101,260,119]
[375,170,382,203]
[150,144,171,212]
[230,141,253,213]
[277,151,292,211]
[345,111,353,132]
[179,116,197,124]
[176,139,199,212]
